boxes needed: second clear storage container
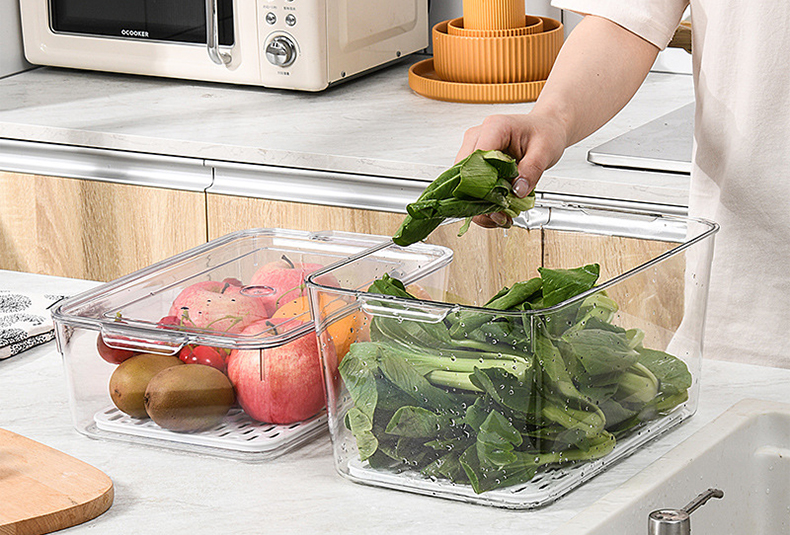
[51,228,452,461]
[306,199,718,508]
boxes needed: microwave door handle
[206,0,232,65]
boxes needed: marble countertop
[2,269,789,534]
[0,59,694,209]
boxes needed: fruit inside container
[52,229,453,460]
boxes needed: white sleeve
[551,0,689,49]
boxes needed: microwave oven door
[49,0,234,47]
[20,0,269,86]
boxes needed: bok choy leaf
[393,150,536,246]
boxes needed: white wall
[429,0,562,29]
[1,0,33,77]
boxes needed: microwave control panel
[254,0,428,91]
[256,0,328,90]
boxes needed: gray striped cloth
[0,290,67,359]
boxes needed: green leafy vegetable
[337,264,693,493]
[393,150,536,246]
[539,264,600,308]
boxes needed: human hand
[456,112,567,228]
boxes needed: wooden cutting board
[0,428,113,535]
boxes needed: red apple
[156,315,181,328]
[226,319,330,424]
[168,280,269,334]
[98,314,185,364]
[96,334,139,364]
[248,256,337,316]
[179,344,230,372]
[222,277,243,288]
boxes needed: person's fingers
[512,177,531,198]
[488,212,512,227]
[514,158,545,197]
[512,125,565,196]
[473,212,512,229]
[470,115,512,153]
[457,115,519,162]
[456,125,482,162]
[455,114,564,230]
[473,215,499,228]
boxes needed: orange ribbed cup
[446,15,543,37]
[432,17,564,84]
[462,0,525,30]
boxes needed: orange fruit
[272,295,361,361]
[271,295,313,321]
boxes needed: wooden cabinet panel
[542,230,683,349]
[207,194,545,306]
[425,222,543,305]
[0,172,207,281]
[207,194,405,240]
[1,170,685,347]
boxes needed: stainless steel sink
[552,398,790,534]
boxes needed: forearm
[534,15,661,147]
[455,14,662,214]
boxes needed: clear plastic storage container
[306,200,718,508]
[51,229,452,460]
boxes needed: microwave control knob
[265,36,297,67]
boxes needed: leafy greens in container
[393,150,536,247]
[338,266,692,494]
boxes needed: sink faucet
[648,488,724,535]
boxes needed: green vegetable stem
[393,150,537,247]
[337,264,693,494]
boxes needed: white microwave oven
[19,0,429,91]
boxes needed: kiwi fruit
[109,353,183,418]
[144,364,236,433]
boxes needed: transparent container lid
[53,228,454,355]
